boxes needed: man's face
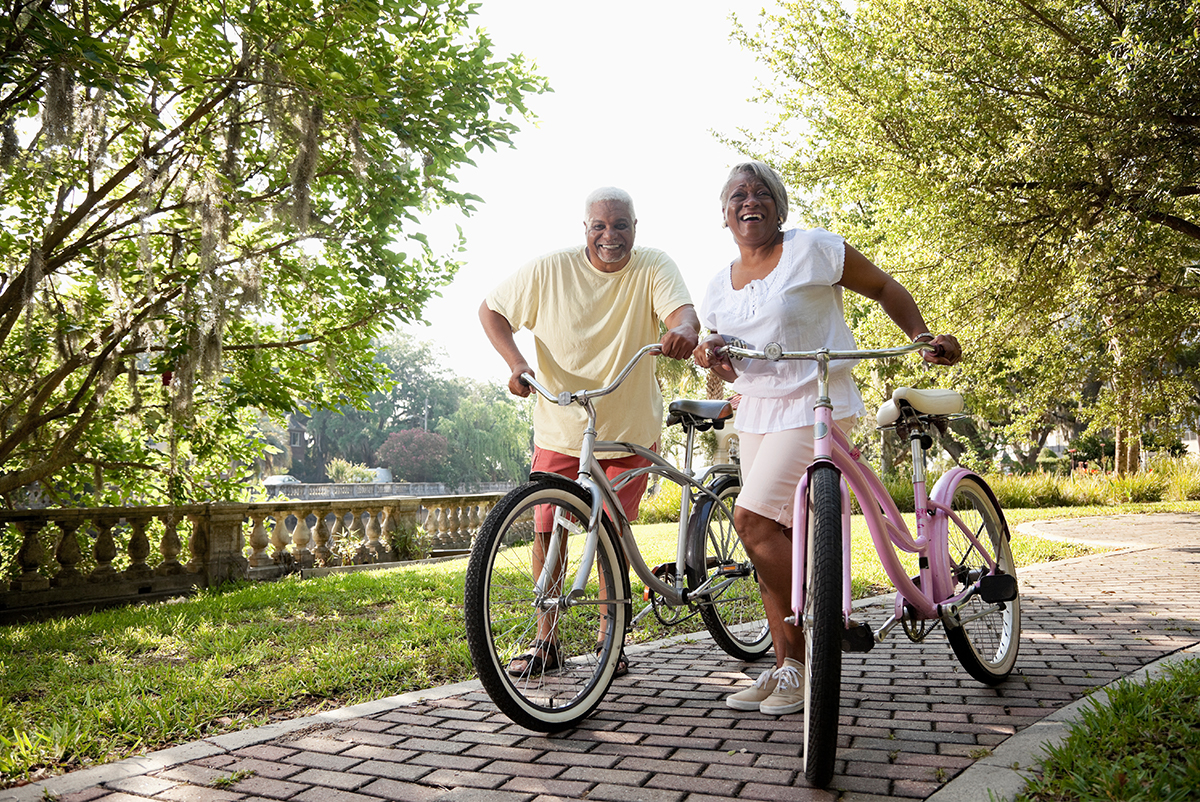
[584,200,636,272]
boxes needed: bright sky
[405,0,778,384]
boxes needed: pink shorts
[736,418,858,526]
[532,445,654,531]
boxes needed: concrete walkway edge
[927,636,1200,801]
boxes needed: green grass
[2,502,1197,788]
[1015,657,1200,802]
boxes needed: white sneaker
[726,666,778,711]
[759,657,805,715]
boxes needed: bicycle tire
[803,464,843,788]
[686,475,771,661]
[464,476,630,731]
[943,475,1021,685]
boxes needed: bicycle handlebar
[719,340,942,362]
[519,342,662,407]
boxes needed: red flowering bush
[376,429,450,483]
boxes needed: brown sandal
[507,638,562,676]
[597,641,629,678]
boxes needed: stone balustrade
[0,492,505,623]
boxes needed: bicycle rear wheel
[464,476,630,731]
[803,464,843,788]
[943,475,1021,685]
[687,475,771,661]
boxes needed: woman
[693,161,961,715]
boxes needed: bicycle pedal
[841,620,875,653]
[979,573,1018,603]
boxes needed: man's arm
[479,300,535,397]
[660,304,701,359]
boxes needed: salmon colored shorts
[532,445,654,531]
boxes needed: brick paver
[5,514,1198,802]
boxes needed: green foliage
[731,0,1200,455]
[1106,473,1167,504]
[323,458,374,484]
[435,385,531,487]
[635,480,683,525]
[0,0,547,504]
[1016,658,1200,802]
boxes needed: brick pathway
[5,514,1199,802]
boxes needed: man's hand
[660,304,701,359]
[920,334,962,366]
[508,363,535,398]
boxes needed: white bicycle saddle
[876,387,964,427]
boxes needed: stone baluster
[379,505,396,560]
[125,516,153,580]
[365,508,387,561]
[431,504,449,551]
[312,511,333,567]
[269,513,291,564]
[12,520,50,592]
[291,510,313,569]
[51,519,86,587]
[157,513,185,575]
[328,508,347,563]
[246,512,272,568]
[448,503,464,549]
[186,513,208,575]
[90,517,119,582]
[348,508,371,564]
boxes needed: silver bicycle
[463,343,770,731]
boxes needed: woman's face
[723,172,779,246]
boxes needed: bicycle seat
[876,387,963,427]
[666,399,734,430]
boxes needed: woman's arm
[838,245,961,365]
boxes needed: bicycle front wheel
[464,476,630,731]
[943,475,1020,685]
[686,474,771,661]
[803,464,843,788]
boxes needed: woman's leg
[734,507,803,666]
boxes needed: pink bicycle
[722,341,1021,788]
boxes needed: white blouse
[699,228,866,433]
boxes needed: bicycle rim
[688,475,771,661]
[943,475,1021,685]
[803,465,843,788]
[464,477,629,731]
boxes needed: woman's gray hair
[720,161,789,225]
[584,186,636,220]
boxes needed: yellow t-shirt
[486,245,693,457]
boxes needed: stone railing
[0,492,505,624]
[267,481,516,501]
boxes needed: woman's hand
[693,334,737,382]
[920,334,962,366]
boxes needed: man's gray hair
[584,186,636,220]
[720,161,789,225]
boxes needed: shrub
[325,458,375,483]
[1106,473,1166,504]
[375,429,450,483]
[1062,473,1111,506]
[636,480,682,524]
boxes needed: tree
[436,384,531,487]
[297,334,467,479]
[0,0,546,503]
[375,428,450,483]
[731,0,1200,468]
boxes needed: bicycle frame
[722,342,1002,637]
[521,344,741,611]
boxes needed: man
[479,186,700,677]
